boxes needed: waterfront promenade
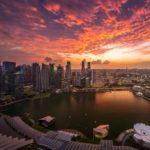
[116,129,135,145]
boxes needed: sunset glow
[0,0,150,68]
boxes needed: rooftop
[0,115,138,150]
[134,123,150,143]
[39,116,55,123]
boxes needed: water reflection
[5,91,150,138]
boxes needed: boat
[55,89,62,94]
[136,92,143,97]
[93,124,109,139]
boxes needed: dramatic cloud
[43,2,61,14]
[92,60,102,65]
[91,59,111,65]
[103,60,110,64]
[44,57,52,62]
[0,0,150,68]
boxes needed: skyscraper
[32,63,41,91]
[32,63,51,92]
[86,62,92,85]
[41,64,50,91]
[22,65,32,85]
[35,64,41,91]
[14,70,24,98]
[65,61,71,85]
[56,64,64,88]
[3,61,16,74]
[3,61,16,95]
[81,60,86,78]
[72,71,81,87]
[87,62,91,70]
[0,65,4,96]
[49,64,55,88]
[32,63,39,90]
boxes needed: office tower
[3,61,16,95]
[72,71,81,87]
[56,64,64,88]
[32,63,39,90]
[81,77,86,88]
[35,64,42,92]
[41,64,50,91]
[32,63,41,91]
[81,60,86,77]
[3,61,16,74]
[14,70,24,98]
[92,70,105,87]
[49,64,55,88]
[0,65,4,96]
[22,65,32,85]
[92,69,96,85]
[65,61,72,85]
[87,62,91,70]
[86,62,92,85]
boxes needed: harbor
[3,90,150,139]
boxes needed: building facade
[3,61,16,95]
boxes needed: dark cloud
[103,60,111,64]
[44,57,52,62]
[91,59,102,65]
[91,59,111,65]
[117,0,146,20]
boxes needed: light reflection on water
[5,90,150,138]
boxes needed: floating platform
[38,115,55,128]
[93,124,109,139]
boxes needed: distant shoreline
[0,92,51,110]
[1,87,150,109]
[0,98,30,109]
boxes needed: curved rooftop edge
[133,123,150,149]
[0,114,139,150]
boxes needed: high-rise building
[32,63,39,90]
[65,61,72,86]
[72,71,81,87]
[80,77,86,88]
[86,62,92,85]
[32,63,41,91]
[22,65,32,85]
[92,69,105,87]
[3,61,16,95]
[49,64,55,88]
[56,64,64,88]
[41,64,50,91]
[0,65,4,96]
[87,62,91,70]
[32,63,51,92]
[14,70,24,98]
[81,60,86,77]
[36,65,42,91]
[3,61,16,74]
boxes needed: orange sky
[0,0,150,68]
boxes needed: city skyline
[0,1,150,148]
[0,0,150,69]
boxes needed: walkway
[116,129,135,145]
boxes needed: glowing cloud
[0,0,149,68]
